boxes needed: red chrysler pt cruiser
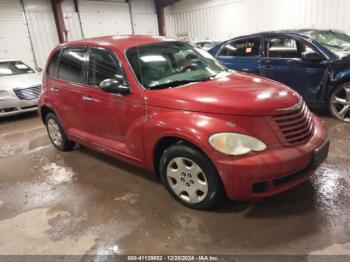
[39,36,329,209]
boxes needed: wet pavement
[0,112,350,257]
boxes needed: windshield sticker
[237,42,255,49]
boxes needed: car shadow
[77,145,158,184]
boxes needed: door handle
[82,96,94,102]
[50,87,59,93]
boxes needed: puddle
[114,193,140,204]
[173,214,211,244]
[0,208,97,255]
[27,134,50,152]
[309,242,350,255]
[0,134,50,158]
[96,244,120,256]
[0,144,26,158]
[42,163,76,186]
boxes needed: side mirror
[99,78,130,95]
[302,52,323,62]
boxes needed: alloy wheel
[166,157,208,204]
[330,85,350,122]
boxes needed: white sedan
[0,60,42,117]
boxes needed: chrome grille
[269,102,314,146]
[13,86,42,100]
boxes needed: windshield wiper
[149,77,211,90]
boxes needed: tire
[329,83,350,122]
[159,144,226,210]
[45,112,75,151]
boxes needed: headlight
[209,133,267,156]
[0,90,12,99]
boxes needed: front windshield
[309,31,350,58]
[0,61,35,76]
[126,42,226,89]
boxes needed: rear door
[54,47,90,142]
[215,35,263,75]
[261,34,327,102]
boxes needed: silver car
[0,59,42,117]
[195,40,222,51]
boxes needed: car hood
[0,73,42,91]
[145,72,301,116]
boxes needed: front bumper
[0,97,39,117]
[214,116,328,201]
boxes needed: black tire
[45,112,75,151]
[329,83,350,122]
[159,144,226,210]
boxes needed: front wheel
[329,83,350,122]
[159,144,226,210]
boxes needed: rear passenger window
[88,49,126,86]
[46,50,60,77]
[268,37,301,58]
[218,37,261,57]
[57,48,86,83]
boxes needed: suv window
[218,37,261,57]
[57,48,86,83]
[46,50,60,77]
[88,49,126,86]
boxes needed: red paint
[39,36,328,201]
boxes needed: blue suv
[210,30,350,122]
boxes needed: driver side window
[218,37,262,57]
[88,49,126,87]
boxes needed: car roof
[229,29,338,40]
[258,29,316,34]
[58,35,178,52]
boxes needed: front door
[82,48,145,162]
[261,35,327,103]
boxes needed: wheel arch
[335,77,350,87]
[327,77,350,101]
[40,105,56,124]
[152,135,213,180]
